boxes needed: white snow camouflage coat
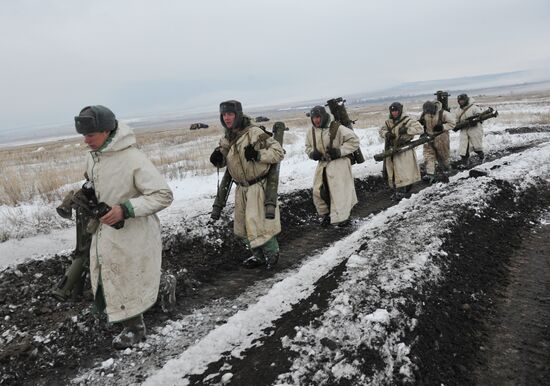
[218,123,284,248]
[305,122,360,223]
[379,114,424,188]
[85,124,173,322]
[453,98,484,155]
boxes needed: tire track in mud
[184,172,550,386]
[0,138,547,385]
[473,211,550,386]
[406,181,550,386]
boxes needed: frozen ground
[1,97,550,386]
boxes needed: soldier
[455,93,485,168]
[379,102,424,200]
[421,100,456,184]
[306,105,359,226]
[209,100,284,269]
[75,105,173,349]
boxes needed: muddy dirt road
[1,133,549,386]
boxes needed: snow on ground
[2,109,550,269]
[135,143,550,385]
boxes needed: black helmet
[219,100,244,130]
[75,105,118,135]
[310,105,330,128]
[457,94,469,107]
[422,101,437,115]
[389,102,403,120]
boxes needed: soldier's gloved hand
[385,132,395,142]
[210,148,224,167]
[433,124,444,132]
[398,126,408,135]
[328,148,341,160]
[310,149,322,161]
[244,144,259,162]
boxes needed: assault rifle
[325,97,365,164]
[453,107,498,132]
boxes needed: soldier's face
[84,131,109,151]
[391,110,400,119]
[312,115,322,128]
[222,112,236,129]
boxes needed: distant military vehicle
[255,116,270,122]
[189,123,209,130]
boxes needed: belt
[235,173,268,187]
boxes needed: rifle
[325,97,365,164]
[453,107,498,132]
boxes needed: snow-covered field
[2,96,549,269]
[139,143,550,385]
[1,93,550,385]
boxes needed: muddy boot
[243,247,265,268]
[320,214,331,228]
[438,171,450,183]
[335,218,351,227]
[159,273,177,313]
[457,155,470,170]
[112,314,146,350]
[475,151,486,164]
[422,174,436,184]
[264,251,279,270]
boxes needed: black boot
[475,151,485,164]
[320,214,330,227]
[264,251,279,270]
[457,155,469,170]
[243,248,265,268]
[113,314,146,349]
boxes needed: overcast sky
[1,0,549,133]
